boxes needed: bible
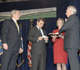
[48,33,59,36]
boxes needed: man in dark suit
[27,18,48,70]
[58,6,80,70]
[1,10,23,70]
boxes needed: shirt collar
[36,25,41,30]
[12,18,16,23]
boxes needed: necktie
[39,28,43,36]
[16,21,19,33]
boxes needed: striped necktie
[16,21,19,33]
[39,28,43,36]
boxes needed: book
[48,33,59,36]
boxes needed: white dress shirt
[36,25,48,43]
[36,25,44,36]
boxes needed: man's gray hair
[11,10,18,17]
[67,6,77,14]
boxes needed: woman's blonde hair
[56,18,64,27]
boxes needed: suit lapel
[11,19,19,34]
[35,26,44,36]
[42,29,45,35]
[35,26,42,36]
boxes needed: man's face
[65,9,71,17]
[37,20,44,28]
[13,11,20,20]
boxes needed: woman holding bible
[51,18,67,70]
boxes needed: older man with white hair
[1,10,22,70]
[59,6,80,70]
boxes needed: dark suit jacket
[27,26,47,55]
[1,19,22,50]
[59,14,80,50]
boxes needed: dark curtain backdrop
[0,0,80,70]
